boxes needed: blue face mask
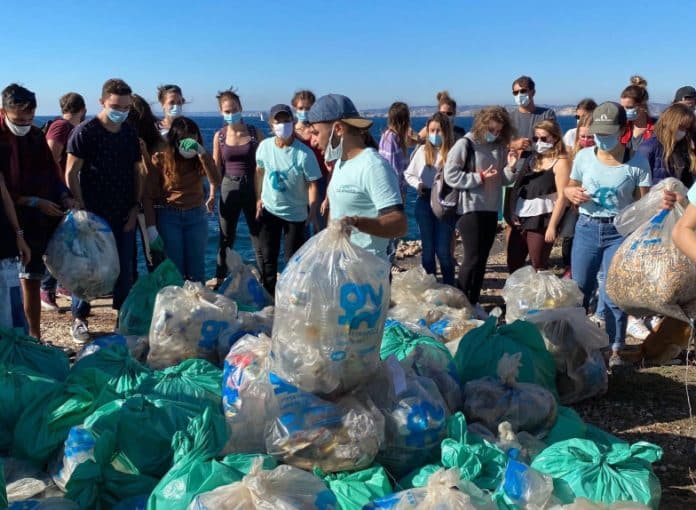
[167,104,182,118]
[594,133,620,151]
[296,110,309,122]
[625,108,637,121]
[224,112,242,124]
[428,133,442,147]
[485,131,498,143]
[514,94,530,107]
[107,108,128,124]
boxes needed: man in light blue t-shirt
[255,103,321,293]
[306,94,407,260]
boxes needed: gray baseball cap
[588,101,627,136]
[306,94,373,129]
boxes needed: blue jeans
[72,225,136,320]
[414,193,456,286]
[158,205,208,283]
[571,215,626,350]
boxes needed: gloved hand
[179,138,206,157]
[147,226,165,253]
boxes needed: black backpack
[430,137,475,219]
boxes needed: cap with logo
[306,94,373,129]
[588,102,627,136]
[269,104,294,121]
[674,86,696,102]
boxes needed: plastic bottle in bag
[271,221,390,396]
[43,210,120,301]
[218,249,273,312]
[501,454,555,509]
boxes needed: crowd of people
[1,75,696,368]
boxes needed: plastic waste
[74,334,149,364]
[221,334,277,454]
[265,373,384,473]
[500,455,554,509]
[271,221,390,396]
[187,457,338,510]
[496,423,547,463]
[44,210,119,301]
[314,465,392,510]
[2,457,57,502]
[463,353,558,438]
[148,281,238,368]
[9,498,80,509]
[119,259,184,336]
[531,439,663,509]
[392,267,471,310]
[365,468,497,509]
[526,308,609,404]
[219,249,273,312]
[0,326,70,381]
[501,266,583,322]
[365,357,449,477]
[381,321,462,411]
[548,498,651,509]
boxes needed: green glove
[150,235,165,253]
[179,138,205,155]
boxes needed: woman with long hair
[507,119,571,272]
[143,116,220,283]
[379,101,412,193]
[444,106,516,318]
[619,75,655,150]
[156,84,185,136]
[404,112,456,285]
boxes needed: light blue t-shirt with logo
[256,138,322,222]
[688,182,696,205]
[328,148,403,259]
[570,147,651,217]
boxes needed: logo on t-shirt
[269,170,288,192]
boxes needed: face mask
[4,117,31,137]
[167,104,182,118]
[625,108,637,121]
[296,110,309,122]
[485,131,498,143]
[535,141,554,154]
[428,133,442,147]
[594,133,620,151]
[325,124,344,162]
[273,122,294,139]
[514,94,530,107]
[676,130,687,142]
[107,108,128,124]
[579,137,595,148]
[224,112,242,124]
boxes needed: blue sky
[5,0,693,114]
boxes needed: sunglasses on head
[532,135,553,143]
[512,88,529,96]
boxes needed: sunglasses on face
[512,89,529,96]
[532,136,553,143]
[441,111,454,117]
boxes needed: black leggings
[258,209,306,295]
[216,176,262,279]
[456,211,498,305]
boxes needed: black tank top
[219,125,258,179]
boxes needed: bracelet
[479,171,485,182]
[15,229,24,238]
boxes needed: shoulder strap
[463,137,476,173]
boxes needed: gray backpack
[430,138,475,219]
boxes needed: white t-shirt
[563,128,577,149]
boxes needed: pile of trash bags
[0,219,666,509]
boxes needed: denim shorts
[0,258,27,331]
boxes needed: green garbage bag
[545,406,587,445]
[12,372,120,464]
[0,458,6,510]
[0,326,70,381]
[454,317,558,398]
[315,465,392,510]
[119,259,184,336]
[0,363,57,450]
[67,344,153,396]
[148,408,274,510]
[400,412,507,491]
[531,438,663,508]
[380,322,462,411]
[141,358,222,408]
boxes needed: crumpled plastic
[148,281,238,368]
[219,249,273,312]
[74,334,149,364]
[271,221,390,397]
[314,465,392,510]
[44,210,119,301]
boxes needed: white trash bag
[44,210,119,301]
[148,281,238,368]
[271,221,390,396]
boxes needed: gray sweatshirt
[443,133,516,214]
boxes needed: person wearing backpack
[443,106,516,319]
[404,112,456,285]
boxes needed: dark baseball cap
[674,86,696,102]
[269,104,294,121]
[588,102,627,136]
[306,94,373,129]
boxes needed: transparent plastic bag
[502,266,583,322]
[219,249,273,312]
[613,178,686,237]
[271,221,390,396]
[188,457,337,510]
[391,267,473,312]
[500,456,555,510]
[365,468,497,510]
[366,357,449,477]
[607,179,696,322]
[217,307,274,362]
[2,457,57,503]
[222,334,277,454]
[265,373,384,473]
[148,281,238,368]
[44,210,119,301]
[526,307,609,404]
[75,334,149,363]
[495,422,547,463]
[463,353,557,438]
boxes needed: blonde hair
[654,103,696,174]
[621,75,649,105]
[470,106,514,146]
[532,119,567,164]
[436,91,456,111]
[572,113,594,158]
[423,112,453,167]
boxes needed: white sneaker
[626,316,650,340]
[473,303,489,320]
[588,313,605,329]
[71,319,90,345]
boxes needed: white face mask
[535,141,554,154]
[273,122,294,139]
[324,124,344,162]
[4,117,31,137]
[676,130,687,142]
